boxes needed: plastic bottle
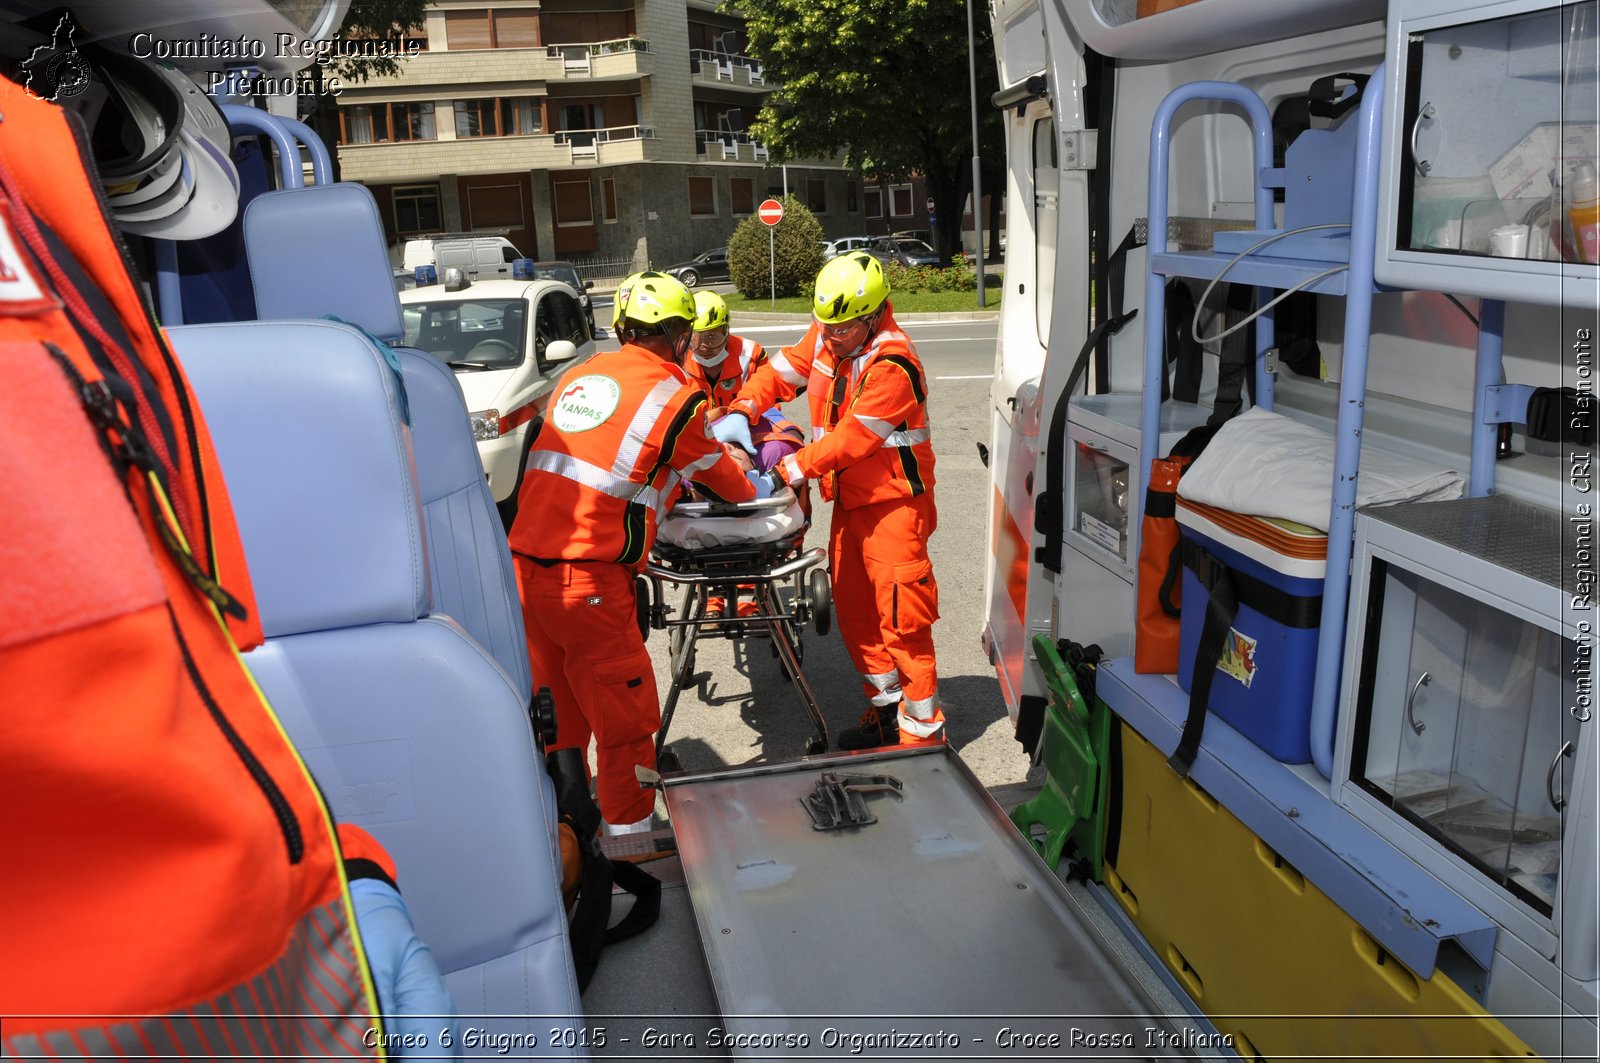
[1568,162,1600,265]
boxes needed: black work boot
[836,703,901,750]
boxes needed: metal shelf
[1149,250,1356,296]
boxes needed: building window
[890,184,914,218]
[730,177,754,215]
[454,98,496,137]
[806,179,826,214]
[500,97,540,135]
[847,181,859,213]
[864,186,882,218]
[393,184,441,233]
[689,176,716,217]
[340,101,435,144]
[602,177,618,222]
[444,9,539,49]
[553,177,594,227]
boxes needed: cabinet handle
[1405,671,1430,735]
[1546,740,1575,812]
[1410,102,1436,177]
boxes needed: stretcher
[642,489,833,771]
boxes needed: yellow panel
[1107,723,1538,1061]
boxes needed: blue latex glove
[350,877,461,1058]
[710,412,756,455]
[746,469,776,499]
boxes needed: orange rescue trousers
[828,493,942,735]
[516,559,659,825]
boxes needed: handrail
[220,104,309,188]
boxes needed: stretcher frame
[642,494,833,770]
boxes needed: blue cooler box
[1175,500,1327,763]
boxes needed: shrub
[883,261,978,295]
[728,195,825,299]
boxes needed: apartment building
[335,0,863,270]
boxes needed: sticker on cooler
[1217,627,1259,689]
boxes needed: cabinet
[1375,0,1600,304]
[1337,497,1593,973]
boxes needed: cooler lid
[1177,498,1327,578]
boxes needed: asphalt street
[595,314,1040,793]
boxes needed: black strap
[1207,283,1257,426]
[1168,565,1236,778]
[1035,225,1144,573]
[1181,539,1323,629]
[1165,280,1202,404]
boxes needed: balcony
[544,37,653,82]
[336,125,661,182]
[689,49,768,91]
[346,47,564,89]
[695,129,770,164]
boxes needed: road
[593,316,1039,793]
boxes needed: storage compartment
[1176,499,1328,763]
[1340,496,1587,930]
[1377,0,1600,303]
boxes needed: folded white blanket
[1177,407,1464,531]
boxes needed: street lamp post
[966,0,986,309]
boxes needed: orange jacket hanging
[508,342,756,566]
[728,306,935,508]
[0,75,381,1056]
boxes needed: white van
[400,233,523,280]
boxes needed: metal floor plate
[663,746,1205,1060]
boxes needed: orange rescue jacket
[0,76,381,1055]
[730,306,935,508]
[508,342,756,566]
[686,332,803,448]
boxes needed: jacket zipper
[43,343,302,863]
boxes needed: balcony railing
[695,129,769,163]
[546,36,649,76]
[689,48,766,87]
[555,125,656,162]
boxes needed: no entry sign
[758,198,784,226]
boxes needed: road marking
[936,374,994,380]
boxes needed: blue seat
[169,319,584,1046]
[241,181,531,700]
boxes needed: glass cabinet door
[1399,2,1599,263]
[1354,561,1579,917]
[1072,441,1130,565]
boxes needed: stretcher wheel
[657,748,682,774]
[808,569,832,635]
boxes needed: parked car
[525,259,596,334]
[399,273,596,522]
[869,235,941,268]
[823,235,875,259]
[664,246,731,287]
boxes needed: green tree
[727,195,825,298]
[298,0,428,178]
[737,0,1005,264]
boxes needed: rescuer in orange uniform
[714,252,943,749]
[509,271,758,833]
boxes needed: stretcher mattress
[657,492,805,549]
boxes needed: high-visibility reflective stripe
[856,413,896,438]
[768,349,807,388]
[904,692,939,721]
[677,448,722,479]
[615,377,682,480]
[863,669,903,706]
[883,428,930,447]
[781,452,804,487]
[811,426,826,442]
[3,900,375,1060]
[527,449,666,509]
[900,708,945,738]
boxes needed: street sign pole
[757,197,785,310]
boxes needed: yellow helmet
[613,270,695,328]
[812,251,889,325]
[692,290,729,332]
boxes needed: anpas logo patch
[551,374,622,432]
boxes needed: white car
[400,274,596,518]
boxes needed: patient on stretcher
[658,409,808,554]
